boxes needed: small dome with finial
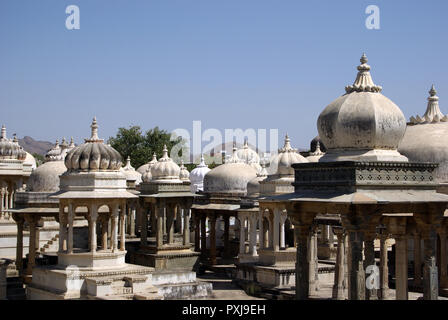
[190,154,211,192]
[150,145,181,182]
[179,160,190,181]
[306,140,325,162]
[0,125,27,160]
[247,162,268,197]
[64,117,123,171]
[236,139,261,165]
[317,54,408,162]
[121,156,142,184]
[269,134,308,176]
[399,85,448,182]
[137,153,158,174]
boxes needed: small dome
[179,160,190,181]
[0,126,27,160]
[269,134,308,176]
[137,153,158,175]
[306,140,325,162]
[150,145,181,182]
[236,139,260,164]
[64,117,123,172]
[310,136,327,153]
[204,162,257,194]
[121,156,142,184]
[317,54,408,162]
[190,154,211,193]
[399,85,448,182]
[247,164,268,197]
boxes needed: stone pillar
[130,207,136,237]
[273,209,280,252]
[168,205,175,244]
[183,207,190,245]
[0,188,4,214]
[209,216,217,265]
[308,228,318,294]
[258,214,264,250]
[15,217,24,274]
[395,235,408,300]
[194,214,200,251]
[111,204,119,252]
[294,225,310,300]
[344,233,350,297]
[347,230,366,300]
[332,227,345,300]
[156,205,164,248]
[27,217,37,277]
[239,215,245,255]
[413,233,422,287]
[102,215,109,250]
[264,219,269,249]
[268,215,274,248]
[90,204,98,253]
[364,232,378,300]
[439,231,448,288]
[379,233,389,300]
[201,216,207,257]
[249,215,257,256]
[141,205,148,246]
[280,213,286,249]
[120,203,126,251]
[67,203,74,254]
[223,215,230,258]
[422,229,438,300]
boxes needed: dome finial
[410,84,447,124]
[429,84,437,97]
[243,138,249,148]
[69,137,75,148]
[55,139,59,148]
[161,145,169,159]
[1,125,6,139]
[279,133,296,153]
[345,53,382,93]
[152,153,157,161]
[90,116,99,140]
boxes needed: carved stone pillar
[394,235,408,300]
[26,217,37,277]
[111,204,119,252]
[364,232,378,300]
[209,215,217,265]
[90,204,98,253]
[156,204,164,248]
[200,216,207,257]
[102,215,109,250]
[332,227,345,300]
[194,213,200,252]
[294,225,310,300]
[249,215,258,256]
[120,203,126,251]
[168,205,175,244]
[223,215,230,258]
[347,230,366,300]
[308,227,318,294]
[379,233,389,299]
[258,214,264,250]
[239,215,245,255]
[280,212,286,249]
[439,231,448,288]
[130,206,136,237]
[67,203,74,254]
[15,216,24,274]
[58,206,67,253]
[273,208,280,252]
[183,207,190,245]
[141,204,148,246]
[422,229,439,300]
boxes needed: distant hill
[18,136,53,156]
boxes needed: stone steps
[40,234,59,253]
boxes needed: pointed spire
[126,156,131,166]
[69,137,75,148]
[310,140,324,156]
[13,134,18,144]
[410,84,447,124]
[345,53,382,93]
[279,133,297,153]
[55,139,59,148]
[90,116,99,140]
[243,138,249,149]
[197,153,208,168]
[1,125,6,139]
[159,145,170,161]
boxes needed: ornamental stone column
[156,204,164,248]
[273,208,280,252]
[67,203,74,254]
[102,215,109,250]
[26,216,37,278]
[223,215,230,258]
[394,235,408,300]
[209,215,217,265]
[239,214,245,255]
[111,203,119,252]
[168,204,175,244]
[120,202,126,251]
[347,229,366,300]
[13,214,24,275]
[258,214,264,250]
[200,215,207,258]
[379,232,389,300]
[90,203,98,253]
[364,231,378,300]
[280,211,286,249]
[422,228,439,300]
[308,227,318,294]
[249,215,258,256]
[130,206,136,237]
[183,206,190,245]
[294,224,311,300]
[439,230,448,288]
[194,213,200,252]
[140,204,148,246]
[332,227,345,300]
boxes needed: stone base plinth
[235,262,296,289]
[151,270,212,299]
[258,248,296,266]
[130,244,200,271]
[27,262,161,300]
[58,250,126,268]
[238,253,259,263]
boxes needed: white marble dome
[236,140,261,164]
[65,118,123,172]
[137,153,158,175]
[269,134,308,176]
[399,85,448,182]
[150,145,181,182]
[121,156,142,184]
[247,164,268,197]
[204,162,257,194]
[317,54,408,162]
[179,160,190,181]
[190,155,211,193]
[27,141,68,192]
[24,151,37,170]
[0,126,27,160]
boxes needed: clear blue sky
[1,0,447,151]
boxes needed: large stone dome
[269,134,308,176]
[204,162,257,194]
[317,54,408,162]
[399,85,448,182]
[27,141,68,192]
[150,145,181,182]
[0,126,26,160]
[64,118,123,172]
[190,155,211,193]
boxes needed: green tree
[108,126,188,169]
[32,153,45,167]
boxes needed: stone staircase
[39,234,59,254]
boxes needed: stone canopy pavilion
[259,54,448,300]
